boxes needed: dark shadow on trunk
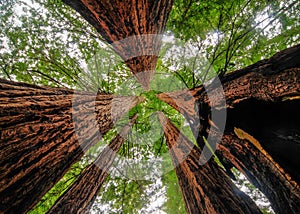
[157,45,300,213]
[226,99,300,183]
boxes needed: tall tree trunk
[157,111,262,214]
[62,0,174,90]
[0,79,143,213]
[47,114,138,214]
[218,131,300,214]
[157,44,300,213]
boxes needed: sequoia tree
[157,44,300,213]
[0,79,143,213]
[0,0,174,212]
[1,0,300,213]
[47,114,138,213]
[62,0,174,90]
[157,111,262,214]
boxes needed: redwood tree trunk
[47,114,138,214]
[0,79,142,213]
[157,44,300,213]
[218,131,300,214]
[157,111,262,214]
[62,0,174,90]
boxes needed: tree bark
[47,114,138,214]
[218,131,300,214]
[157,111,262,214]
[157,44,300,213]
[62,0,174,90]
[0,79,143,213]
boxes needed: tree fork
[62,0,174,90]
[0,79,143,213]
[157,111,262,214]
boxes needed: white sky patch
[162,33,176,44]
[203,31,223,47]
[0,37,9,54]
[254,6,282,39]
[233,170,275,213]
[139,178,166,214]
[13,0,41,19]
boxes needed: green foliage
[166,0,300,82]
[162,170,186,214]
[29,162,86,214]
[93,177,152,214]
[0,0,102,89]
[1,0,299,213]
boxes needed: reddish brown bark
[218,132,300,214]
[0,79,143,213]
[157,45,300,138]
[63,0,174,90]
[157,45,300,213]
[47,114,138,214]
[157,112,262,214]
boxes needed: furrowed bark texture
[62,0,174,90]
[157,112,262,214]
[218,131,300,214]
[47,114,138,214]
[157,44,300,213]
[0,79,143,213]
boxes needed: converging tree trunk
[0,79,143,213]
[219,130,300,214]
[157,111,262,214]
[1,0,299,212]
[47,114,138,214]
[157,44,300,213]
[62,0,174,90]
